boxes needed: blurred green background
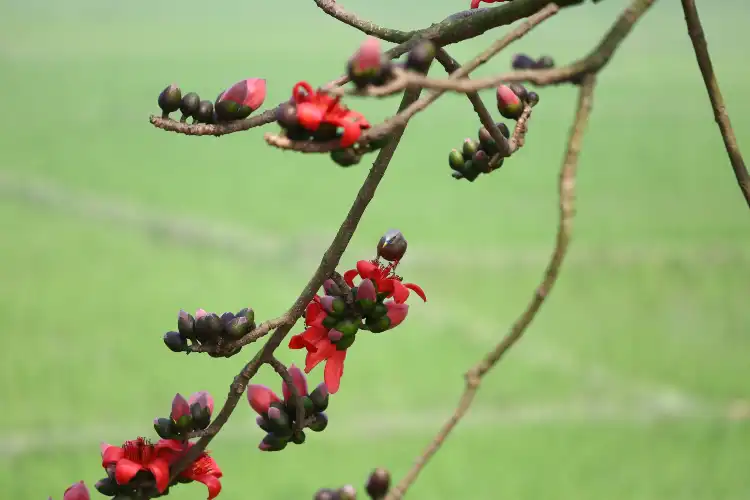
[1,0,749,498]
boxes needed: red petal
[324,350,347,394]
[343,269,358,286]
[101,446,123,467]
[470,0,480,7]
[309,312,328,329]
[356,260,378,279]
[304,339,336,373]
[403,283,427,302]
[305,301,323,325]
[289,334,307,350]
[114,458,143,485]
[377,278,395,294]
[155,439,186,454]
[147,458,171,493]
[194,474,222,500]
[392,280,410,304]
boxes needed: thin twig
[167,87,423,480]
[313,0,412,42]
[680,0,750,209]
[385,74,597,500]
[264,4,558,153]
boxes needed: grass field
[1,0,749,498]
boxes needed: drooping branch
[166,87,424,480]
[385,73,597,500]
[263,4,559,154]
[680,0,750,209]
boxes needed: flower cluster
[163,307,257,356]
[153,391,214,439]
[275,81,371,148]
[96,436,222,499]
[157,78,267,123]
[247,365,330,452]
[289,230,426,393]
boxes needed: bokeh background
[1,0,749,498]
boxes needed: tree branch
[385,74,597,500]
[264,4,558,153]
[166,87,423,481]
[680,0,750,209]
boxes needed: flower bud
[328,329,343,342]
[320,296,346,316]
[347,37,385,89]
[163,331,187,352]
[276,101,299,131]
[225,316,250,338]
[323,279,342,296]
[335,334,356,350]
[368,302,388,320]
[448,149,465,172]
[215,78,267,121]
[535,55,555,69]
[511,53,535,70]
[94,477,118,496]
[367,315,391,333]
[527,91,539,107]
[307,412,328,432]
[339,485,357,500]
[461,160,481,182]
[256,415,272,433]
[356,278,377,311]
[330,148,362,167]
[62,481,90,500]
[406,40,437,74]
[365,468,391,499]
[179,92,200,122]
[291,430,306,445]
[282,364,309,400]
[335,319,359,337]
[171,393,190,422]
[188,391,214,428]
[496,122,511,138]
[309,383,330,412]
[462,138,480,160]
[266,405,293,437]
[194,100,214,124]
[472,149,491,174]
[496,84,523,120]
[247,385,281,415]
[258,433,288,452]
[158,84,181,116]
[236,307,256,326]
[177,310,195,339]
[385,302,409,329]
[507,82,528,102]
[153,417,175,439]
[314,489,337,500]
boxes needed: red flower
[470,0,509,8]
[343,260,426,304]
[49,480,90,500]
[291,81,370,148]
[178,451,223,500]
[100,437,183,493]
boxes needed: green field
[1,0,749,498]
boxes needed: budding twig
[264,4,558,154]
[386,73,597,500]
[680,0,750,209]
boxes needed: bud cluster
[346,37,437,91]
[449,122,510,181]
[157,78,267,123]
[163,307,256,356]
[313,467,392,500]
[248,366,330,452]
[154,392,214,439]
